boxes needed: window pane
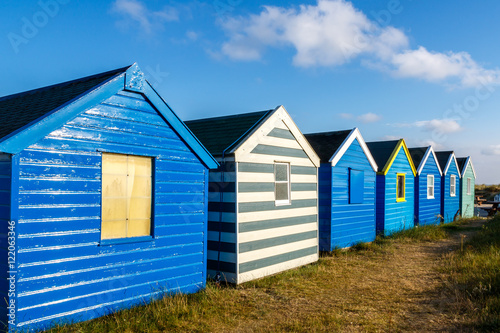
[275,164,288,181]
[101,220,127,239]
[397,175,405,199]
[127,219,151,238]
[275,183,289,201]
[102,153,152,240]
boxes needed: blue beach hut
[409,146,443,226]
[305,128,378,251]
[435,151,461,223]
[366,139,416,235]
[0,64,218,331]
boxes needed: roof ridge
[0,65,131,102]
[185,110,272,123]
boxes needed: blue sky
[1,0,500,183]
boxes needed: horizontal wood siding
[236,119,318,284]
[375,175,385,234]
[0,155,11,327]
[460,165,475,218]
[206,162,237,282]
[329,139,376,249]
[318,164,331,251]
[13,91,208,330]
[415,158,442,226]
[381,148,415,235]
[441,163,460,223]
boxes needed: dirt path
[228,220,486,332]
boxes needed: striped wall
[207,161,237,282]
[442,162,461,223]
[415,158,442,226]
[12,90,209,330]
[0,154,11,328]
[328,138,376,249]
[236,118,318,284]
[376,148,415,235]
[460,165,475,218]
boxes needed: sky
[1,0,500,183]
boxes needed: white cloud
[221,0,408,66]
[390,47,500,87]
[339,113,353,119]
[414,119,462,134]
[481,145,500,156]
[380,135,400,141]
[357,112,381,123]
[219,0,500,88]
[112,0,179,34]
[417,139,445,150]
[186,30,198,41]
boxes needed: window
[349,169,364,204]
[274,162,290,205]
[467,177,472,195]
[450,175,456,197]
[396,173,405,202]
[101,153,152,240]
[427,175,434,199]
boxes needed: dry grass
[45,218,492,333]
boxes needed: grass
[43,217,498,333]
[441,215,500,331]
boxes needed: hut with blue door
[185,106,320,284]
[366,139,416,235]
[305,128,378,251]
[435,151,461,223]
[409,146,443,226]
[457,156,476,218]
[0,64,218,331]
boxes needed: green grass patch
[442,216,500,330]
[391,224,449,242]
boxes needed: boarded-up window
[467,177,472,195]
[275,162,290,205]
[101,153,152,240]
[427,175,434,199]
[450,175,456,197]
[397,173,405,202]
[349,169,364,204]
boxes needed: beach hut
[0,64,218,331]
[305,128,378,250]
[435,151,461,223]
[409,146,443,226]
[185,106,320,284]
[366,139,416,235]
[457,157,476,218]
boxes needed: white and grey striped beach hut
[186,105,320,284]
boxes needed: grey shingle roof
[456,157,467,173]
[408,147,428,169]
[366,140,400,169]
[435,151,454,171]
[0,66,129,140]
[185,110,274,156]
[304,130,352,163]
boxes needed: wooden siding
[236,119,318,284]
[0,154,11,327]
[376,148,415,235]
[460,164,475,218]
[441,162,460,223]
[415,157,442,226]
[206,161,237,283]
[320,138,376,251]
[12,90,209,330]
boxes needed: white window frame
[467,177,472,195]
[450,175,456,197]
[274,162,291,206]
[427,175,434,199]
